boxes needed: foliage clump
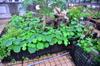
[0,5,99,62]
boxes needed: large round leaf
[58,40,62,45]
[46,36,52,42]
[14,38,22,45]
[3,39,13,47]
[12,46,21,53]
[37,36,42,41]
[28,35,35,43]
[28,43,36,48]
[44,43,49,48]
[36,43,44,50]
[32,39,37,43]
[28,47,36,53]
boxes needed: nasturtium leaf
[84,43,87,46]
[77,33,82,36]
[28,38,32,43]
[46,36,52,42]
[37,43,44,50]
[85,48,91,52]
[38,37,42,41]
[4,39,13,47]
[70,32,74,36]
[22,46,26,51]
[71,21,77,24]
[49,42,54,45]
[22,43,27,51]
[51,38,57,44]
[28,43,36,48]
[32,39,37,43]
[80,40,84,44]
[28,35,35,43]
[64,40,68,46]
[28,47,36,53]
[42,37,46,42]
[14,38,22,45]
[56,35,61,39]
[63,32,67,37]
[33,18,40,23]
[13,46,21,53]
[58,40,62,45]
[44,43,49,48]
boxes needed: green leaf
[58,40,62,45]
[46,36,52,42]
[28,43,36,48]
[4,39,13,47]
[44,43,49,48]
[37,37,42,41]
[56,34,61,40]
[42,37,46,41]
[76,28,82,32]
[85,48,91,52]
[70,32,74,36]
[28,35,35,43]
[37,43,44,50]
[64,40,68,46]
[14,38,22,45]
[22,43,27,51]
[63,32,68,37]
[32,39,37,43]
[22,46,26,51]
[71,21,77,24]
[51,38,58,44]
[13,46,21,53]
[28,47,36,53]
[49,42,54,45]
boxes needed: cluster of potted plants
[0,0,99,65]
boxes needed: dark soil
[1,44,68,63]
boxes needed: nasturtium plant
[68,6,91,21]
[94,39,100,52]
[78,37,94,52]
[0,5,99,61]
[0,47,7,59]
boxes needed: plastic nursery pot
[72,45,96,66]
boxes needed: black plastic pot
[1,44,99,66]
[1,44,67,63]
[72,45,98,66]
